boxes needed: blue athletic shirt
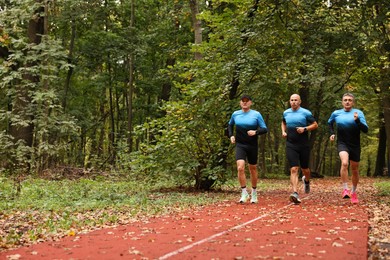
[283,107,316,146]
[228,109,268,146]
[327,108,368,147]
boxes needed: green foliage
[0,175,241,247]
[375,179,390,197]
[1,178,138,211]
[119,0,388,185]
[0,1,79,174]
[0,131,31,176]
[127,102,230,189]
[0,0,388,188]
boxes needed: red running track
[0,183,368,260]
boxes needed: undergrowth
[2,174,387,251]
[0,174,284,250]
[374,179,390,196]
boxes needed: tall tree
[126,0,135,152]
[0,0,79,174]
[189,0,202,61]
[9,1,45,150]
[356,1,390,175]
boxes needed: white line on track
[158,196,309,259]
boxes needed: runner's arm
[256,126,267,135]
[354,112,368,133]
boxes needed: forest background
[0,0,389,191]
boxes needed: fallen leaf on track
[6,254,21,260]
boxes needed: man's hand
[296,127,306,134]
[354,112,358,120]
[330,134,335,142]
[247,130,256,136]
[230,136,235,144]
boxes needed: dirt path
[1,179,369,259]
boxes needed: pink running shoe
[351,192,359,204]
[342,189,350,199]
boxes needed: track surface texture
[1,178,384,260]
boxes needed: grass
[0,175,285,250]
[374,178,390,197]
[2,178,217,211]
[2,175,387,250]
[0,177,285,212]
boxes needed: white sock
[343,183,348,190]
[252,188,257,194]
[352,186,357,193]
[241,187,248,194]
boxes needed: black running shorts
[235,143,258,165]
[337,142,361,162]
[286,144,310,169]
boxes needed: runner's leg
[350,160,359,192]
[339,151,349,185]
[290,166,299,193]
[249,164,258,189]
[237,159,247,188]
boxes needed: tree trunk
[108,63,116,165]
[374,113,386,176]
[160,58,175,102]
[10,3,45,150]
[37,1,51,172]
[63,18,76,112]
[372,2,390,177]
[126,0,135,151]
[381,94,390,177]
[189,0,202,60]
[258,115,268,177]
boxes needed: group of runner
[227,93,368,204]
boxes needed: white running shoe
[239,192,250,203]
[250,192,258,204]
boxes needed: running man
[328,93,368,204]
[228,95,268,203]
[281,94,318,204]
